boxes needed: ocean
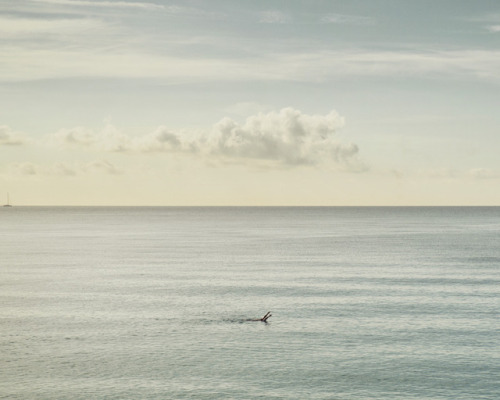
[1,207,498,399]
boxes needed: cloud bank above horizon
[39,108,363,170]
[2,104,497,184]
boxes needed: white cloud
[0,126,24,146]
[205,108,361,169]
[46,108,364,170]
[51,127,96,147]
[131,127,199,153]
[487,25,500,32]
[50,124,130,152]
[51,124,195,154]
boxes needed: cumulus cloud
[205,108,361,169]
[130,127,190,153]
[47,108,363,170]
[50,124,186,153]
[0,126,24,145]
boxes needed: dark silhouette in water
[249,311,272,323]
[225,312,272,324]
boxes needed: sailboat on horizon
[3,193,12,207]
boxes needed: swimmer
[248,311,272,322]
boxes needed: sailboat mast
[4,192,12,207]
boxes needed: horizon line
[3,204,500,208]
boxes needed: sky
[1,0,500,206]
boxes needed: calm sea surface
[1,207,498,399]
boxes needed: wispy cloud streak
[259,10,291,24]
[2,46,500,83]
[32,0,164,10]
[321,13,374,25]
[6,160,122,177]
[0,16,107,36]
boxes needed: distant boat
[3,193,12,207]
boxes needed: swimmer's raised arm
[260,311,272,322]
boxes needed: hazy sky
[1,0,500,205]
